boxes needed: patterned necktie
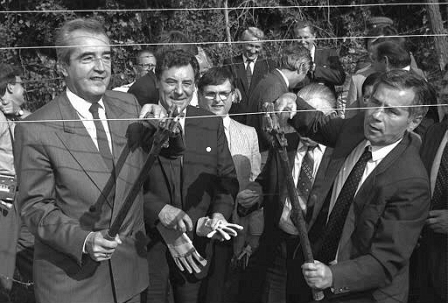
[432,140,448,210]
[246,59,253,87]
[316,146,372,264]
[89,102,114,171]
[297,145,316,208]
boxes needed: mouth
[367,123,382,133]
[90,76,106,82]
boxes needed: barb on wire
[0,274,33,287]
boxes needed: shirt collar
[276,68,290,88]
[222,114,231,129]
[298,139,325,153]
[66,88,105,118]
[364,139,402,162]
[402,65,411,71]
[243,55,257,64]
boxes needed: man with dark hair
[293,20,346,98]
[246,45,311,163]
[143,51,239,303]
[223,27,276,125]
[277,70,431,303]
[196,66,262,303]
[0,63,30,302]
[371,41,411,73]
[14,18,171,303]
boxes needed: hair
[0,64,21,96]
[293,20,315,35]
[155,49,200,82]
[278,45,311,73]
[362,72,381,95]
[136,49,155,61]
[240,27,265,41]
[297,83,336,115]
[365,25,406,50]
[374,41,411,69]
[197,67,235,92]
[156,30,198,59]
[373,69,434,118]
[55,18,108,65]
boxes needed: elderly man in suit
[276,70,432,303]
[240,84,336,303]
[293,20,346,99]
[223,27,276,125]
[142,50,239,303]
[13,18,172,303]
[196,66,262,303]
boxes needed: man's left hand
[302,260,333,289]
[426,210,448,234]
[139,104,167,119]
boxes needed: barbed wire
[0,2,447,14]
[0,33,444,51]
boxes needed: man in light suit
[293,20,346,99]
[142,50,239,303]
[196,67,262,303]
[277,70,432,303]
[14,18,169,303]
[223,27,276,125]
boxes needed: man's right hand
[158,204,193,233]
[139,104,167,119]
[85,231,122,262]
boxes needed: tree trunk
[224,0,232,43]
[426,0,448,71]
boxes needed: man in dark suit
[240,85,337,303]
[223,27,276,125]
[142,50,239,303]
[245,45,311,161]
[293,20,346,99]
[13,18,169,303]
[277,70,432,303]
[414,95,448,302]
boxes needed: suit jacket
[294,47,346,97]
[289,101,430,303]
[246,69,289,152]
[14,91,150,303]
[144,106,239,270]
[224,55,276,125]
[127,71,159,106]
[417,121,447,301]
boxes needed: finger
[174,258,185,272]
[207,230,217,238]
[186,254,201,273]
[429,210,443,217]
[426,218,437,225]
[301,262,318,270]
[114,234,122,245]
[192,251,207,267]
[223,223,244,230]
[177,220,186,233]
[183,215,194,232]
[179,257,193,274]
[216,228,231,241]
[219,226,238,237]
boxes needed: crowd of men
[0,15,446,303]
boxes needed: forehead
[160,64,195,80]
[243,35,262,45]
[67,30,110,54]
[295,26,314,37]
[202,80,232,91]
[138,53,156,62]
[373,83,416,107]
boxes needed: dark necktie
[432,140,448,210]
[246,59,253,87]
[297,145,316,208]
[315,146,372,264]
[89,102,114,171]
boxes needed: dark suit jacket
[128,71,159,106]
[223,55,276,124]
[288,100,430,303]
[144,105,239,273]
[416,121,447,301]
[14,91,150,303]
[295,47,346,97]
[245,69,289,152]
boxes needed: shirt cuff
[82,232,94,254]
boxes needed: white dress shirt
[279,141,326,235]
[276,68,290,89]
[66,88,112,153]
[243,55,257,74]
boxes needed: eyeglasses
[202,91,233,101]
[138,63,156,70]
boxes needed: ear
[6,83,14,94]
[383,56,390,69]
[407,114,423,132]
[295,62,305,74]
[58,62,69,78]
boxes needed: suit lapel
[421,122,447,173]
[235,55,249,93]
[55,93,112,195]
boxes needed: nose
[174,82,183,96]
[371,106,384,120]
[94,58,105,72]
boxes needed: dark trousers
[144,241,202,303]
